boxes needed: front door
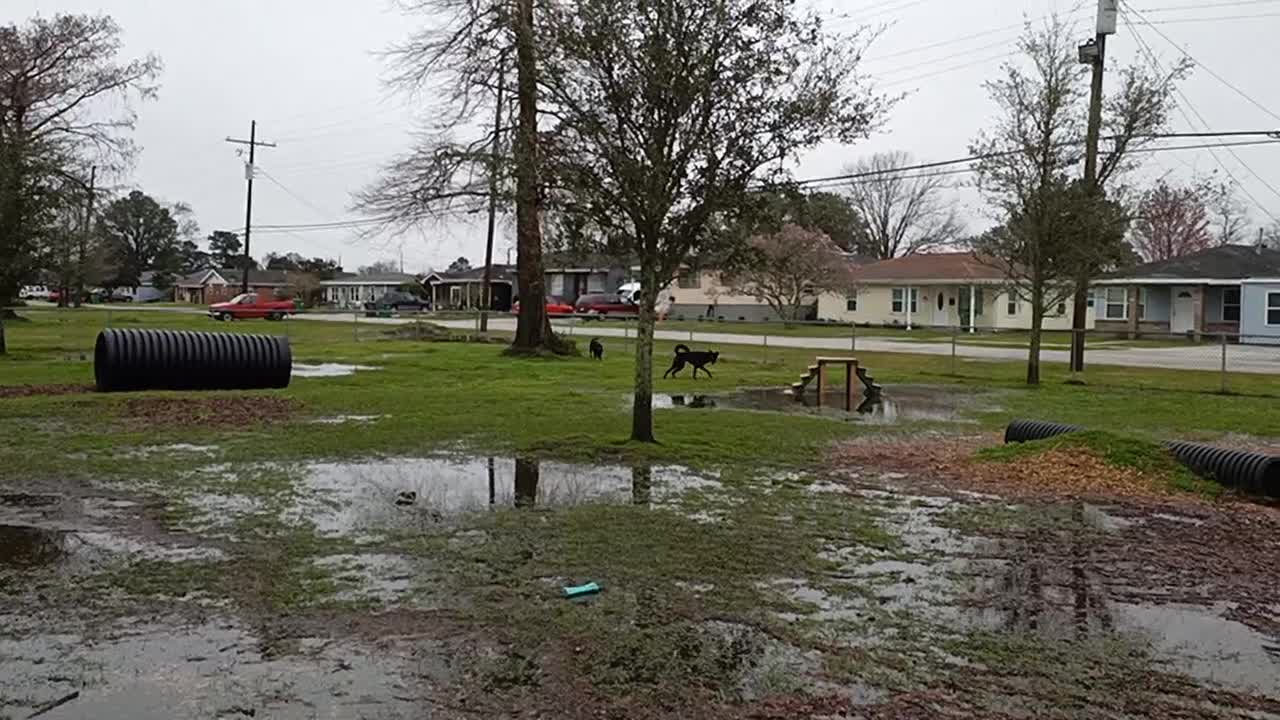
[932,288,950,327]
[1171,287,1195,334]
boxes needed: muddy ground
[2,436,1279,719]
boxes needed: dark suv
[574,293,638,317]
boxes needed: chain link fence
[4,304,1277,397]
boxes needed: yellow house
[816,252,1096,330]
[653,268,793,322]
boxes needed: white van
[20,285,51,300]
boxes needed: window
[677,270,701,289]
[891,288,918,314]
[1268,292,1280,326]
[1056,302,1067,316]
[1104,287,1127,320]
[1223,287,1242,323]
[1138,288,1148,321]
[846,292,858,312]
[1006,295,1019,316]
[975,288,984,316]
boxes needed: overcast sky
[11,0,1280,271]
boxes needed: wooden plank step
[814,356,858,363]
[807,365,821,373]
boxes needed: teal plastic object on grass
[562,582,601,598]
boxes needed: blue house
[1093,245,1280,345]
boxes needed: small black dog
[589,338,604,360]
[663,344,719,379]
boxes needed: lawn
[2,308,1279,718]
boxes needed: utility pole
[1069,0,1118,374]
[226,121,276,295]
[480,54,508,333]
[75,166,97,308]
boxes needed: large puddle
[0,615,443,719]
[183,457,722,541]
[656,384,996,423]
[783,481,1280,699]
[291,363,381,378]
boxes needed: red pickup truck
[209,293,296,321]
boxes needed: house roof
[1103,245,1280,282]
[427,265,517,283]
[319,272,417,286]
[175,268,290,288]
[851,252,1007,284]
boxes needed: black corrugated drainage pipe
[1004,419,1280,498]
[1003,419,1083,444]
[94,329,291,392]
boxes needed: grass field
[2,308,1278,718]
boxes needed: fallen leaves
[119,395,301,428]
[0,384,95,399]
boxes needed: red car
[574,293,638,318]
[511,296,575,317]
[209,293,296,321]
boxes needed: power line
[1121,1,1280,124]
[1135,0,1280,11]
[1132,10,1280,22]
[1121,11,1280,221]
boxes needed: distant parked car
[363,291,430,315]
[20,285,52,301]
[209,293,296,321]
[575,293,638,318]
[511,296,575,317]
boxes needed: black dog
[663,344,719,379]
[589,338,604,360]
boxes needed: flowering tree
[726,225,855,324]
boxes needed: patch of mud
[120,396,299,428]
[291,363,381,378]
[0,384,95,399]
[0,524,223,568]
[0,615,446,719]
[274,457,721,540]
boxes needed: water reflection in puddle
[291,363,381,378]
[270,457,720,539]
[655,385,995,424]
[0,524,68,568]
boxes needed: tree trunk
[631,465,652,505]
[0,309,7,355]
[630,262,659,443]
[510,0,553,351]
[514,457,539,507]
[1027,286,1044,386]
[1068,280,1088,372]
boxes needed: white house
[319,273,419,309]
[816,251,1096,331]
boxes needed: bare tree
[1205,178,1249,246]
[0,14,160,353]
[541,0,885,441]
[843,151,961,259]
[970,16,1132,385]
[356,0,562,352]
[1131,179,1212,262]
[725,225,854,324]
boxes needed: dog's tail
[673,343,691,355]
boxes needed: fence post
[353,311,360,343]
[1220,333,1229,394]
[105,308,112,328]
[850,323,857,352]
[762,333,768,364]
